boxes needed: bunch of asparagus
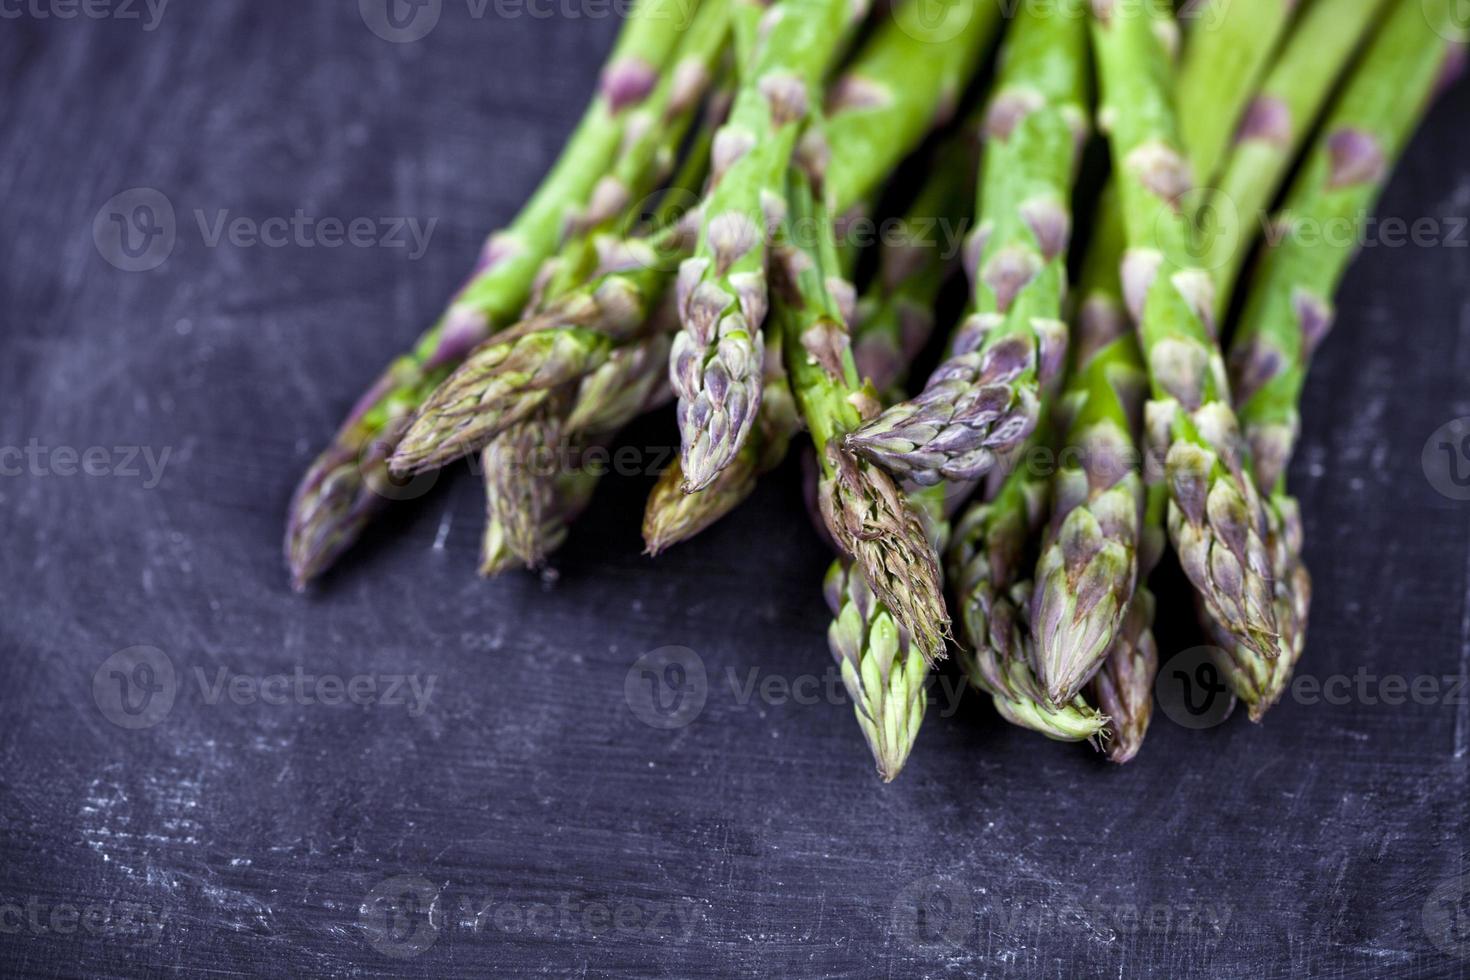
[287,0,1463,780]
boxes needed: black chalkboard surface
[2,5,1469,977]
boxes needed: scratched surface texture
[2,3,1470,978]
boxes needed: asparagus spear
[1030,278,1147,705]
[1215,0,1460,716]
[481,329,673,571]
[844,0,1085,486]
[473,13,732,571]
[1202,0,1389,312]
[1028,0,1286,706]
[643,0,1003,550]
[1172,0,1292,185]
[820,143,989,778]
[825,483,949,781]
[1091,0,1281,662]
[390,0,1000,479]
[1034,0,1311,728]
[644,127,978,552]
[781,160,951,660]
[820,248,949,780]
[644,330,797,554]
[389,0,734,479]
[285,0,688,590]
[670,0,854,492]
[948,433,1112,744]
[1089,491,1161,764]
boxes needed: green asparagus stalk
[1033,0,1306,739]
[285,0,689,590]
[389,0,734,479]
[1202,0,1388,312]
[644,127,978,552]
[845,0,1086,486]
[853,131,979,398]
[948,430,1112,744]
[825,483,949,781]
[1173,0,1292,185]
[1089,484,1163,763]
[480,466,601,577]
[1030,276,1147,705]
[473,17,731,572]
[642,0,1003,551]
[390,0,999,480]
[781,160,951,659]
[1216,0,1460,715]
[480,329,673,571]
[1091,0,1281,662]
[643,329,797,553]
[670,0,853,492]
[822,150,983,777]
[1231,1,1458,499]
[826,232,955,780]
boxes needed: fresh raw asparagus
[1091,0,1281,663]
[948,430,1111,744]
[1031,0,1283,708]
[389,0,734,480]
[1215,0,1460,716]
[781,162,951,660]
[1088,491,1162,764]
[1030,278,1147,705]
[1202,0,1389,311]
[1173,0,1292,185]
[644,125,978,553]
[284,0,689,590]
[826,482,949,781]
[641,0,1003,552]
[481,329,673,571]
[845,0,1085,486]
[390,0,999,479]
[274,0,1466,781]
[669,0,854,492]
[821,149,987,777]
[1231,1,1458,498]
[472,10,732,571]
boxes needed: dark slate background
[3,3,1469,977]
